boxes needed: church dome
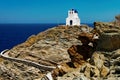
[71,9,78,13]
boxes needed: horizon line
[0,22,94,24]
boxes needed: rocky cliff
[0,15,120,80]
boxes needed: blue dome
[71,9,78,13]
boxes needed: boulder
[78,32,94,42]
[82,63,100,78]
[100,65,110,77]
[90,52,105,69]
[89,52,110,77]
[80,25,91,33]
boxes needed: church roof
[71,9,78,13]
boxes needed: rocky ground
[0,15,120,80]
[57,49,120,80]
[0,25,92,80]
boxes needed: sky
[0,0,120,23]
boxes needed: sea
[0,23,93,52]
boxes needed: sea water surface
[0,23,93,52]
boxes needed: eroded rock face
[67,45,93,67]
[94,22,120,51]
[97,32,120,51]
[67,32,95,67]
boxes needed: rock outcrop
[94,22,120,51]
[8,26,87,63]
[97,31,120,51]
[53,15,120,80]
[115,14,120,27]
[67,32,95,67]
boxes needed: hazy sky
[0,0,120,23]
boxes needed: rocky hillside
[9,25,92,64]
[0,15,120,80]
[0,25,92,80]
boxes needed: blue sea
[0,23,93,52]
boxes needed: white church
[66,9,80,26]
